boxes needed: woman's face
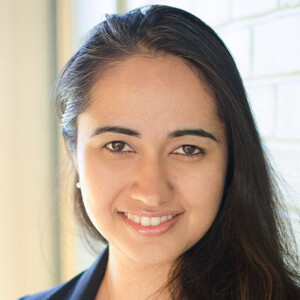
[76,55,228,266]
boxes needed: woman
[21,5,299,300]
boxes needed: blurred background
[1,0,299,299]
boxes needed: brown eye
[182,145,198,155]
[107,141,126,152]
[104,141,134,154]
[172,145,203,157]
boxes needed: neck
[96,246,172,300]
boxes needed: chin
[119,241,190,267]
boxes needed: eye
[172,145,204,156]
[104,141,133,153]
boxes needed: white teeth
[134,215,140,223]
[124,213,176,226]
[150,217,161,226]
[141,216,151,226]
[128,213,134,221]
[161,216,167,222]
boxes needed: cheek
[184,175,224,216]
[176,158,226,202]
[77,152,129,228]
[82,168,125,207]
[176,163,226,230]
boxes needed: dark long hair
[53,5,300,299]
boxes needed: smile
[120,211,182,236]
[124,212,175,226]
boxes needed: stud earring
[76,182,81,189]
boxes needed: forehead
[90,55,214,93]
[81,55,223,135]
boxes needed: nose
[129,157,173,206]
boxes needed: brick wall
[207,2,300,229]
[127,0,300,239]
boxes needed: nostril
[129,180,173,205]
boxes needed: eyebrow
[91,126,140,137]
[169,129,218,142]
[91,126,218,142]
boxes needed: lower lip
[120,213,181,236]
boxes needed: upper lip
[119,210,182,217]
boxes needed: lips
[124,212,175,226]
[120,211,182,236]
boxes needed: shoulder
[19,247,108,300]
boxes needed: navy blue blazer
[19,248,108,300]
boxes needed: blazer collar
[68,246,108,299]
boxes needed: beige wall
[0,1,58,299]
